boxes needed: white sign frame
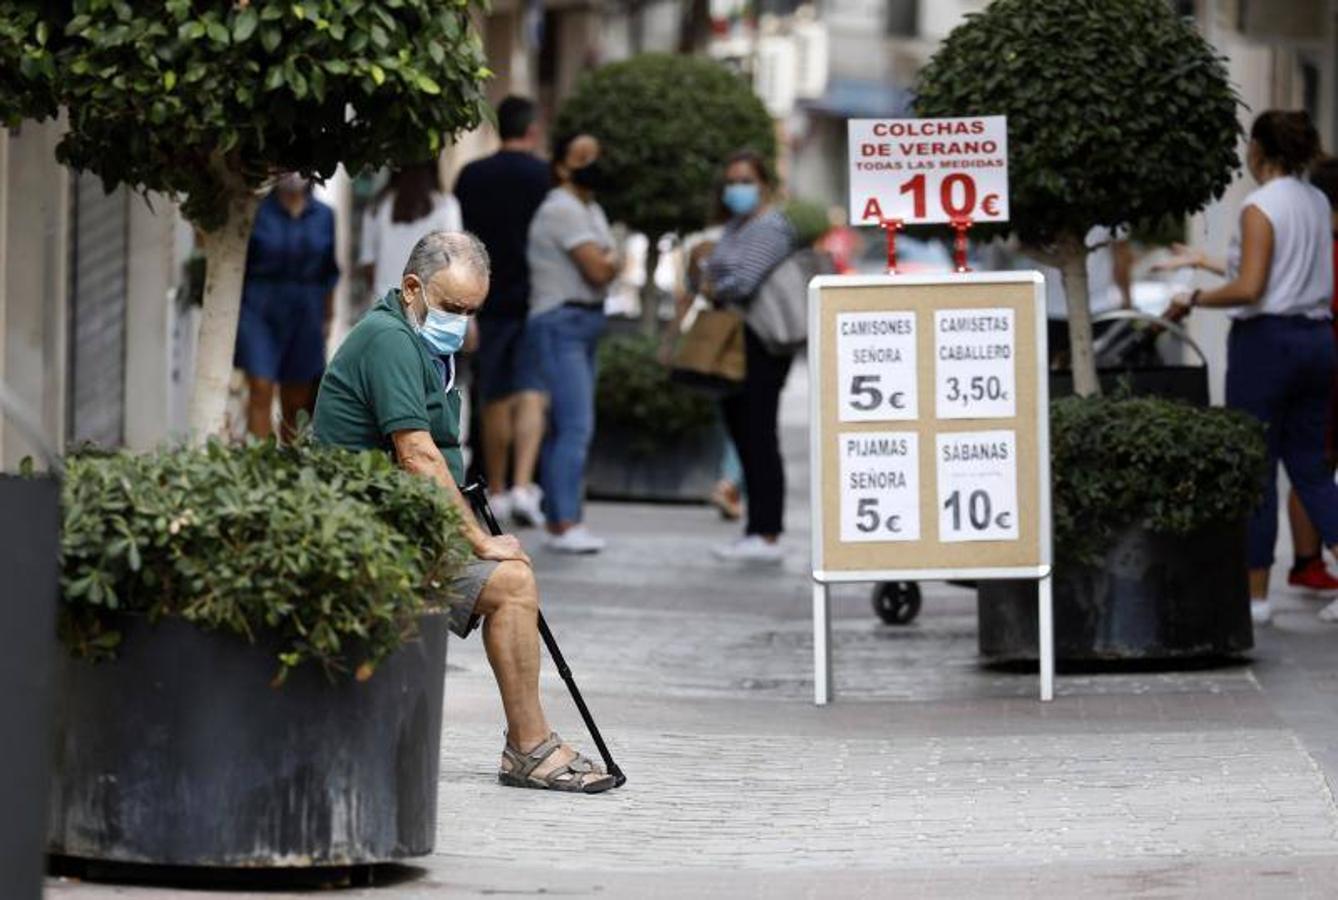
[807,271,1054,705]
[847,116,1010,226]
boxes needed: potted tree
[4,0,491,874]
[978,395,1266,661]
[914,0,1241,396]
[553,54,777,500]
[49,440,473,867]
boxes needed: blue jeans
[1226,315,1338,568]
[530,305,606,525]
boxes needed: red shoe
[1288,558,1338,592]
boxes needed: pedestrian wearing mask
[312,231,616,792]
[702,150,798,564]
[1163,111,1337,626]
[235,173,339,441]
[526,133,619,554]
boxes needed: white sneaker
[1319,599,1338,622]
[545,525,606,554]
[487,491,513,523]
[1250,599,1274,626]
[510,483,546,528]
[713,535,784,564]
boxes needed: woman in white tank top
[1162,111,1337,626]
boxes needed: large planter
[47,611,449,867]
[978,521,1253,662]
[1,475,60,897]
[586,422,722,502]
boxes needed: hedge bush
[59,439,472,683]
[596,334,716,454]
[1052,395,1266,565]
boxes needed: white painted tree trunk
[1058,244,1100,397]
[640,235,662,336]
[187,193,260,443]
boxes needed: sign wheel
[871,581,921,626]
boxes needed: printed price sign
[935,308,1016,420]
[838,431,920,542]
[936,430,1019,543]
[836,311,917,422]
[847,116,1009,226]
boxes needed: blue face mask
[417,306,469,357]
[723,183,761,217]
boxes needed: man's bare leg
[511,390,547,489]
[481,396,516,491]
[473,560,608,787]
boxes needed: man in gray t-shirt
[527,183,614,317]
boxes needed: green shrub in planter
[1051,395,1266,565]
[596,334,716,455]
[59,439,472,682]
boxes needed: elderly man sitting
[312,231,614,794]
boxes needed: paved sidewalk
[48,362,1338,898]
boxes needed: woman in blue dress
[235,174,340,439]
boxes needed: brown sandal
[498,732,617,794]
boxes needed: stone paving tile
[434,719,1338,872]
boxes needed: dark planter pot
[979,521,1253,662]
[586,422,722,503]
[47,611,449,867]
[1,475,59,898]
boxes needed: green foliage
[59,439,472,682]
[596,333,716,454]
[783,198,831,246]
[915,0,1241,247]
[553,54,776,237]
[0,4,58,125]
[8,0,490,228]
[1051,395,1266,565]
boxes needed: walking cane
[461,482,627,788]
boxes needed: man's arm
[391,429,530,564]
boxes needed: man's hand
[474,533,531,565]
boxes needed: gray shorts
[448,559,500,639]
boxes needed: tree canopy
[554,53,776,238]
[914,0,1241,248]
[10,0,491,229]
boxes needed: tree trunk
[677,0,711,54]
[188,193,260,443]
[1057,241,1100,397]
[639,235,662,336]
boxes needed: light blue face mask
[417,306,469,357]
[722,182,761,217]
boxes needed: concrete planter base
[978,521,1253,662]
[47,612,448,868]
[586,424,721,503]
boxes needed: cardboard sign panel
[809,272,1049,582]
[847,116,1009,226]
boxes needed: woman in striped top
[702,150,798,563]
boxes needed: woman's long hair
[1251,110,1321,175]
[377,161,441,224]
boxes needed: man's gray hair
[402,230,491,285]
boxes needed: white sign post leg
[1038,575,1054,702]
[812,582,832,706]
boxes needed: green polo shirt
[312,290,464,483]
